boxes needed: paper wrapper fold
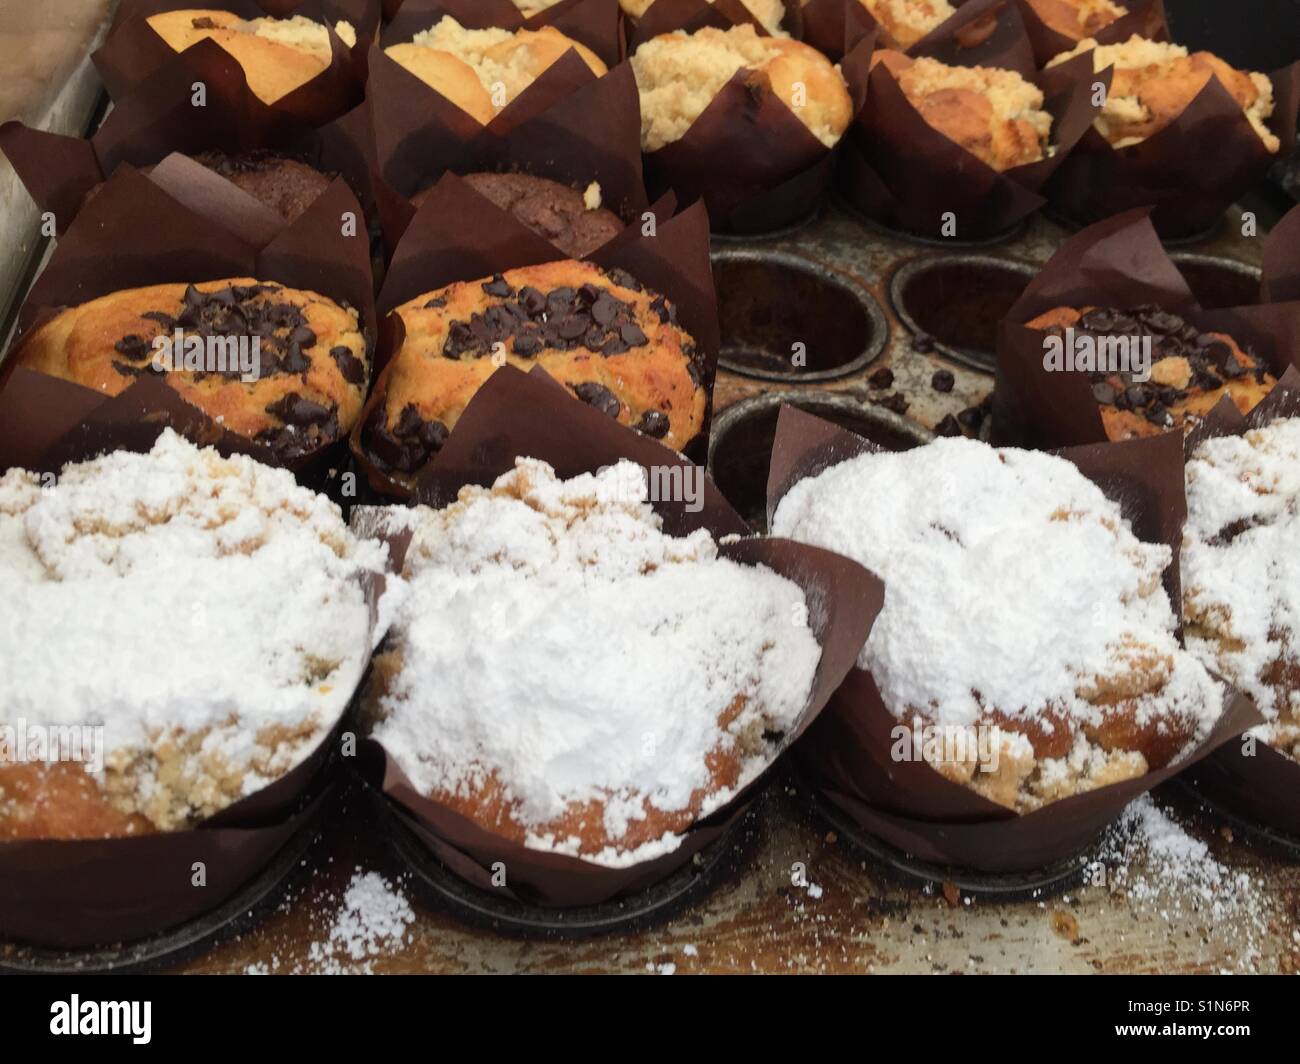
[1179,370,1300,841]
[803,0,1035,72]
[94,0,376,125]
[838,41,1104,240]
[625,0,801,52]
[1262,202,1300,305]
[370,57,647,254]
[0,41,377,236]
[352,197,718,494]
[349,365,879,907]
[992,208,1300,448]
[1,163,375,473]
[1015,0,1166,68]
[767,403,1262,872]
[1044,58,1300,240]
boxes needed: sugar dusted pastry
[871,50,1053,170]
[385,16,607,124]
[1184,418,1300,764]
[0,431,387,839]
[1047,34,1280,152]
[621,0,788,35]
[632,25,853,151]
[146,9,357,104]
[772,437,1224,813]
[364,458,822,865]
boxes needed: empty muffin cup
[890,254,1037,373]
[708,391,933,530]
[1169,253,1262,310]
[712,249,886,382]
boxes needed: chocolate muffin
[412,172,624,258]
[1026,304,1276,439]
[190,150,334,221]
[12,278,368,462]
[358,260,707,492]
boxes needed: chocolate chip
[956,405,984,431]
[634,410,670,439]
[1092,381,1117,405]
[423,295,448,310]
[1123,383,1152,408]
[931,369,955,393]
[605,268,643,292]
[935,414,963,437]
[620,323,647,347]
[266,392,334,426]
[330,344,365,385]
[573,382,622,419]
[114,334,151,361]
[482,275,514,298]
[868,367,894,390]
[873,393,909,415]
[912,333,936,354]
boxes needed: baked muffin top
[1184,418,1300,761]
[622,0,789,34]
[1023,0,1125,42]
[871,50,1053,170]
[0,430,387,838]
[189,150,334,222]
[772,437,1223,812]
[847,0,956,48]
[1026,304,1276,440]
[1048,34,1280,152]
[632,24,853,151]
[14,278,368,462]
[364,457,821,865]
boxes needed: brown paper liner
[992,208,1300,448]
[370,58,647,254]
[625,0,802,51]
[1262,202,1300,305]
[837,43,1104,240]
[1,163,376,472]
[766,402,1262,872]
[382,0,624,67]
[0,40,377,235]
[94,0,375,124]
[0,433,392,949]
[349,364,880,906]
[803,0,1035,72]
[351,197,719,496]
[1044,58,1300,239]
[1178,369,1300,840]
[1016,0,1167,68]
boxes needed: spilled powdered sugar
[771,437,1222,742]
[305,871,415,975]
[370,458,822,867]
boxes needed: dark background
[1165,0,1300,69]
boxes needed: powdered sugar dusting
[305,871,415,974]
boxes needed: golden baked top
[14,278,368,460]
[1023,0,1125,42]
[385,16,607,125]
[146,9,357,104]
[848,0,956,48]
[1048,34,1280,152]
[871,50,1053,170]
[621,0,788,34]
[632,24,853,151]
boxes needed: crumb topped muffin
[841,0,955,48]
[632,24,853,151]
[1184,418,1300,764]
[1047,35,1279,152]
[0,430,387,839]
[871,50,1054,170]
[1023,0,1125,42]
[622,0,789,34]
[772,437,1224,812]
[363,457,821,865]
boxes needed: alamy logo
[152,329,261,383]
[600,462,705,513]
[50,997,151,1045]
[1042,327,1152,383]
[0,719,103,773]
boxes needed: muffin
[187,150,334,221]
[1022,0,1125,42]
[1026,304,1276,440]
[363,457,821,864]
[12,279,368,461]
[385,16,607,125]
[410,172,623,258]
[1184,418,1300,764]
[0,429,386,840]
[772,436,1223,813]
[835,0,955,48]
[1047,35,1280,153]
[145,9,358,104]
[870,50,1053,170]
[359,261,706,488]
[632,24,853,151]
[622,0,789,35]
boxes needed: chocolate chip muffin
[411,173,624,258]
[12,279,368,462]
[1026,304,1276,440]
[359,261,706,491]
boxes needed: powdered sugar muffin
[632,24,853,151]
[385,16,607,124]
[622,0,788,35]
[1047,35,1279,152]
[1184,419,1300,764]
[364,458,822,865]
[0,431,388,840]
[146,10,357,104]
[1023,0,1125,42]
[872,50,1053,170]
[772,437,1224,812]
